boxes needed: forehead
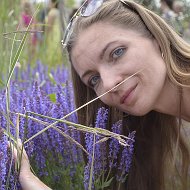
[72,22,118,57]
[71,22,144,61]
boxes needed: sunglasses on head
[62,0,128,48]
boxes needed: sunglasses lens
[81,0,104,17]
[62,0,104,47]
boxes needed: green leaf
[48,93,56,103]
[62,83,66,87]
[6,31,28,87]
[6,5,40,88]
[48,73,56,85]
[0,79,4,87]
[101,177,114,188]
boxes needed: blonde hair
[67,0,190,189]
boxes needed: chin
[122,106,151,117]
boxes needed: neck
[154,79,190,121]
[181,88,190,121]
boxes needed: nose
[100,68,123,93]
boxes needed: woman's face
[71,22,167,116]
[49,1,55,9]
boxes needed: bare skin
[12,140,52,190]
[71,22,190,120]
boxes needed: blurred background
[1,0,190,81]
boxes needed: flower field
[0,62,135,190]
[2,0,190,189]
[0,0,137,189]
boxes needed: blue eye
[112,47,125,59]
[88,75,100,88]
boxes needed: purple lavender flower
[0,127,7,190]
[108,120,122,169]
[84,107,108,190]
[117,131,136,182]
[0,57,136,190]
[0,62,85,189]
[94,107,108,175]
[84,132,95,190]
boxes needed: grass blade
[15,69,143,143]
[6,6,40,87]
[11,112,130,147]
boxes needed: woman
[19,1,37,61]
[17,0,190,189]
[44,0,63,66]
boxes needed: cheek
[99,95,110,106]
[99,94,115,107]
[96,87,110,104]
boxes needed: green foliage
[65,0,76,9]
[0,0,21,81]
[183,0,190,26]
[0,0,69,83]
[95,176,114,190]
[135,0,158,11]
[34,156,84,190]
[48,93,57,103]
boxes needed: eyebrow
[81,40,118,80]
[81,70,93,81]
[99,40,118,60]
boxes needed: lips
[120,84,137,104]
